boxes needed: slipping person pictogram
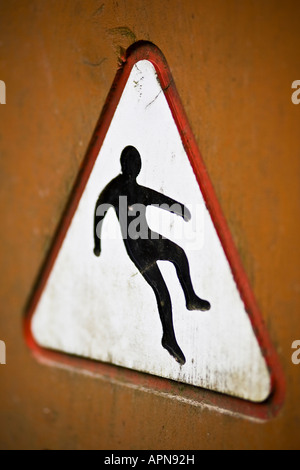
[93,146,210,365]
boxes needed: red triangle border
[24,41,285,420]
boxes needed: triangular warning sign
[25,42,284,417]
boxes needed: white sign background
[32,60,270,402]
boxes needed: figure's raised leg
[139,262,186,365]
[167,242,211,312]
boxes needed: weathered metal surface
[0,0,299,450]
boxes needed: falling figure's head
[120,146,142,180]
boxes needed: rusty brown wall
[0,0,299,450]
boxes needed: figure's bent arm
[93,183,116,256]
[143,187,191,221]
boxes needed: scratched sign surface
[31,60,271,402]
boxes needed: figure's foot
[187,297,211,312]
[162,335,186,365]
[93,247,101,257]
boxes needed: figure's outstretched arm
[93,183,116,256]
[142,187,191,221]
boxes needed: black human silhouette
[93,146,210,365]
